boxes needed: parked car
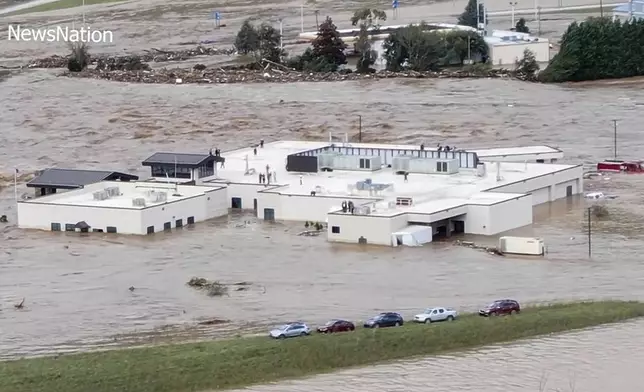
[479,299,521,317]
[363,312,404,328]
[316,319,355,333]
[413,307,458,323]
[269,322,311,339]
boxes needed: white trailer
[498,236,545,256]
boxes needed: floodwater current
[1,0,644,387]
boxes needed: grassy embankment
[1,301,643,392]
[7,0,124,16]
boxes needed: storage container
[498,236,545,256]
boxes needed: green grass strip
[1,301,643,392]
[6,0,124,16]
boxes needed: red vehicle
[478,299,521,317]
[597,159,644,173]
[316,319,355,333]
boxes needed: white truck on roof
[413,307,457,323]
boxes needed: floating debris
[0,215,7,223]
[197,318,230,326]
[187,277,229,297]
[455,240,505,256]
[14,298,25,309]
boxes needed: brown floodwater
[1,0,644,388]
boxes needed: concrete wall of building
[464,204,492,235]
[205,188,228,219]
[486,196,533,234]
[327,213,408,246]
[487,166,583,205]
[221,182,271,211]
[17,202,142,234]
[489,41,550,66]
[140,195,204,234]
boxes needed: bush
[67,42,90,72]
[515,48,539,79]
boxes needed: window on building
[176,219,183,228]
[65,224,75,232]
[164,222,171,231]
[436,161,442,172]
[536,159,545,163]
[93,229,104,232]
[441,162,447,172]
[331,226,340,234]
[147,226,154,234]
[198,162,214,178]
[51,223,61,231]
[151,164,191,179]
[106,226,117,233]
[359,158,371,169]
[187,216,195,224]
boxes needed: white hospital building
[17,140,582,245]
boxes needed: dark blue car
[363,312,404,328]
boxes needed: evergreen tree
[235,19,260,55]
[457,0,484,29]
[257,23,283,63]
[311,17,347,70]
[516,48,539,79]
[515,18,530,33]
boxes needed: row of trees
[540,17,644,83]
[382,24,488,72]
[234,7,493,74]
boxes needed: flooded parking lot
[1,0,644,387]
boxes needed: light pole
[612,119,618,160]
[534,0,538,19]
[279,18,283,51]
[358,115,362,142]
[314,10,319,29]
[509,1,518,27]
[82,0,85,24]
[587,207,592,258]
[300,4,304,32]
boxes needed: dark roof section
[26,168,139,190]
[142,152,220,168]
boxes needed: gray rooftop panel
[26,168,138,189]
[142,152,213,167]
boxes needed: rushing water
[1,0,644,388]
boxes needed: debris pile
[95,55,150,71]
[66,65,521,85]
[26,45,236,69]
[455,240,505,256]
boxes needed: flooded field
[2,0,644,388]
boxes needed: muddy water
[2,70,644,361]
[1,0,644,388]
[238,319,644,392]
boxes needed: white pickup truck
[413,307,457,323]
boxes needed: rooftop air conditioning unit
[105,186,120,197]
[132,198,146,207]
[93,190,109,200]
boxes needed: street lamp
[509,1,518,27]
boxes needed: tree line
[539,17,644,83]
[234,7,490,74]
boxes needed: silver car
[269,322,311,339]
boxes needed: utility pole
[314,10,319,29]
[509,1,518,27]
[358,115,362,142]
[587,207,592,258]
[612,119,618,160]
[279,18,283,51]
[82,0,85,24]
[537,6,542,36]
[534,0,538,19]
[600,0,604,17]
[300,4,304,32]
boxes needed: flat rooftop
[21,181,221,209]
[208,141,580,216]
